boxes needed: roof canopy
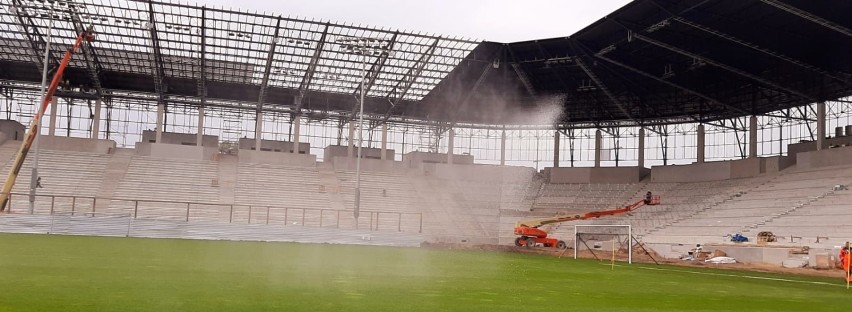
[1,0,851,127]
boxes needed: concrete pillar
[254,110,263,151]
[155,102,165,143]
[500,129,506,166]
[817,101,826,151]
[638,128,645,168]
[347,121,355,157]
[447,128,455,165]
[196,106,204,146]
[292,115,301,154]
[91,98,101,139]
[553,130,560,168]
[696,124,706,163]
[749,115,758,158]
[48,97,58,136]
[594,129,602,168]
[380,123,388,160]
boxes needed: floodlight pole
[30,6,56,214]
[355,51,365,221]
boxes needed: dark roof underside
[424,0,852,126]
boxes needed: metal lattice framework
[0,0,851,129]
[0,0,479,120]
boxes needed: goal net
[574,225,634,264]
[49,212,133,237]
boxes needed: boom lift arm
[0,27,96,211]
[513,194,660,248]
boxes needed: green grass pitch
[0,233,847,311]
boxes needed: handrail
[0,192,422,233]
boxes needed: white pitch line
[603,263,845,288]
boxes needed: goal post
[574,224,632,264]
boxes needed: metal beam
[147,0,168,105]
[448,46,503,128]
[257,17,283,111]
[571,40,668,122]
[670,17,850,84]
[574,57,638,125]
[377,39,440,124]
[759,0,852,38]
[70,18,104,97]
[506,45,536,97]
[631,33,818,102]
[198,6,207,104]
[353,32,398,98]
[593,51,751,116]
[10,0,60,71]
[294,23,329,112]
[761,112,815,122]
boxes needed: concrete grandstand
[0,0,851,268]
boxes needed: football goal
[573,224,656,264]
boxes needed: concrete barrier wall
[548,167,591,183]
[142,130,218,147]
[788,137,852,157]
[729,158,763,179]
[238,150,317,166]
[135,142,218,160]
[422,163,535,182]
[402,151,474,168]
[0,120,25,143]
[323,145,393,162]
[762,155,795,173]
[41,136,116,154]
[331,156,404,173]
[547,166,649,183]
[239,138,310,154]
[651,161,732,182]
[796,146,852,169]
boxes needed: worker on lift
[644,191,653,205]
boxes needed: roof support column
[196,106,204,146]
[749,115,758,158]
[155,102,165,143]
[48,97,58,136]
[638,128,645,168]
[292,114,301,154]
[255,111,263,151]
[594,129,602,168]
[91,98,101,140]
[500,128,507,166]
[447,128,455,165]
[380,123,388,160]
[553,130,560,168]
[348,121,355,158]
[696,124,706,163]
[817,102,826,151]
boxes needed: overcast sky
[198,0,632,42]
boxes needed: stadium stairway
[316,162,347,211]
[95,148,133,210]
[216,154,239,206]
[233,162,332,223]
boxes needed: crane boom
[0,28,96,211]
[513,194,660,248]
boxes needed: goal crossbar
[574,224,632,264]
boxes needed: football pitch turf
[0,233,847,311]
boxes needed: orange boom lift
[513,194,661,248]
[0,27,96,212]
